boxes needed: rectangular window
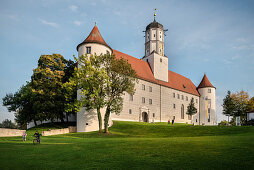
[149,86,152,92]
[186,96,188,101]
[129,109,132,114]
[153,113,155,117]
[149,99,152,105]
[154,34,155,37]
[208,89,211,93]
[173,93,175,98]
[182,95,184,100]
[173,104,176,109]
[142,84,145,90]
[86,47,91,54]
[129,94,133,101]
[177,94,180,99]
[142,97,145,103]
[196,99,198,103]
[160,58,162,62]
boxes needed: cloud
[39,18,58,28]
[69,5,78,12]
[74,21,81,26]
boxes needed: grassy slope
[0,121,254,170]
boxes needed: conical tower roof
[76,24,111,51]
[197,74,215,89]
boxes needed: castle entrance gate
[142,112,148,122]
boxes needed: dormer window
[86,47,91,54]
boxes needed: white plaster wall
[78,43,111,57]
[153,53,168,82]
[111,79,200,125]
[247,112,254,121]
[198,87,216,125]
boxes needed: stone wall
[42,126,77,136]
[0,128,26,137]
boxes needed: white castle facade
[76,18,216,132]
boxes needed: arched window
[181,104,184,119]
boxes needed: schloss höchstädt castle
[76,18,216,132]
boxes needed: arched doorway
[142,112,148,122]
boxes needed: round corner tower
[197,74,216,125]
[76,24,113,132]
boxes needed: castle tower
[197,74,216,125]
[142,14,168,82]
[77,24,112,57]
[76,24,112,132]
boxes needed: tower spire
[154,8,157,21]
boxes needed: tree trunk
[97,107,102,133]
[33,120,37,126]
[66,114,69,123]
[104,106,110,133]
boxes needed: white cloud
[69,5,78,12]
[74,21,81,26]
[39,18,58,28]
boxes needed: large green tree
[65,54,109,132]
[2,82,37,127]
[222,91,236,122]
[231,90,250,124]
[102,53,137,133]
[31,54,76,123]
[186,97,197,121]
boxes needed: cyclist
[33,130,41,144]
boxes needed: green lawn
[0,121,254,170]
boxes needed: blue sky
[0,0,254,123]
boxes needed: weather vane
[154,8,157,20]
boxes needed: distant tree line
[222,90,254,125]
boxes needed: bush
[245,119,254,126]
[0,119,17,129]
[218,120,229,126]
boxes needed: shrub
[218,120,229,126]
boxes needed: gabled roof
[76,25,111,51]
[113,50,200,96]
[197,74,215,89]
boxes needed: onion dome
[76,24,112,51]
[197,74,215,89]
[146,19,164,31]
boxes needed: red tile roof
[197,74,215,89]
[77,25,111,51]
[113,50,200,96]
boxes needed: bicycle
[33,137,40,145]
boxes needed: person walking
[22,131,27,141]
[168,119,170,125]
[172,119,174,125]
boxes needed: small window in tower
[153,113,155,117]
[208,89,211,93]
[86,47,91,54]
[160,35,161,38]
[160,32,161,34]
[173,103,176,109]
[129,109,132,114]
[154,34,156,37]
[160,58,162,62]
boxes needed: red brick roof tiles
[197,74,215,89]
[113,50,200,96]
